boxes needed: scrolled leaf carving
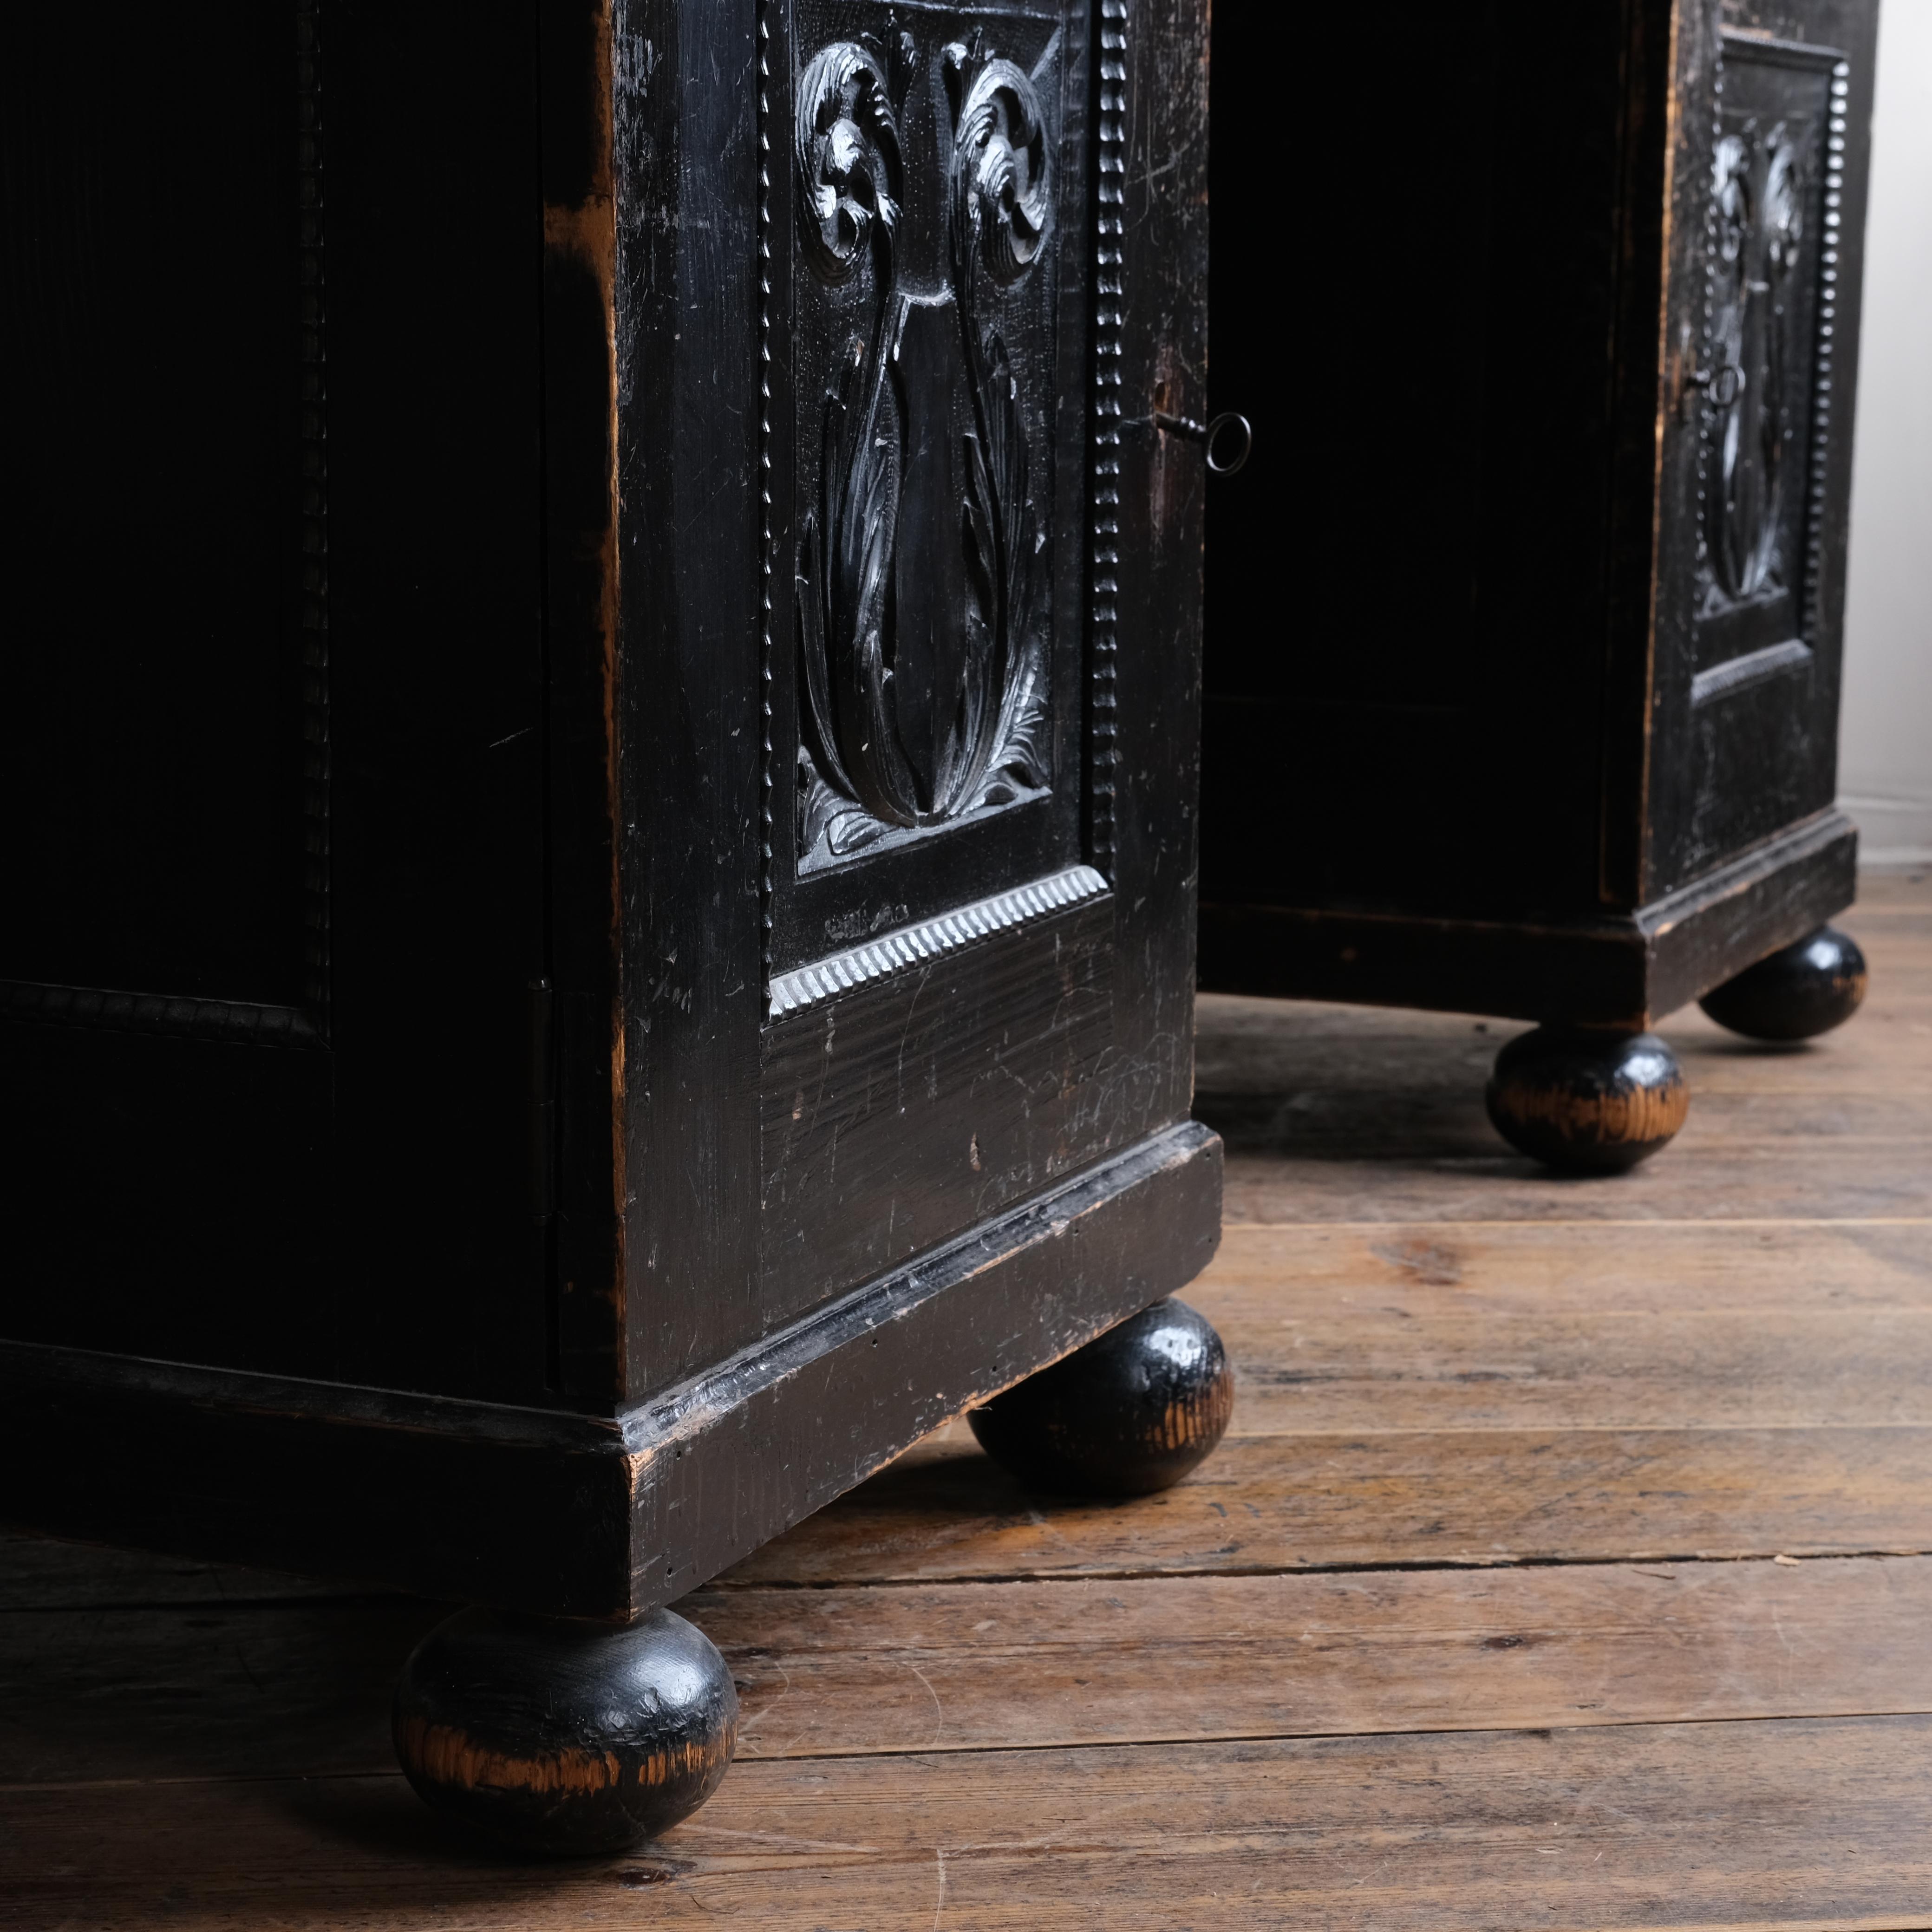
[946,45,1053,287]
[795,42,901,287]
[1704,116,1808,606]
[793,26,1056,866]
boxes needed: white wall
[1841,0,1932,863]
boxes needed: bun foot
[1698,925,1868,1041]
[1486,1025,1688,1174]
[393,1606,737,1856]
[969,1296,1234,1496]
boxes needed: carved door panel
[770,3,1090,957]
[1650,10,1867,893]
[730,0,1206,1346]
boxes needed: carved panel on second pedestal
[1690,31,1847,699]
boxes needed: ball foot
[1698,925,1867,1041]
[1486,1025,1688,1174]
[393,1606,737,1856]
[969,1297,1234,1496]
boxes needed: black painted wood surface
[1485,1029,1690,1175]
[0,0,1218,1614]
[393,1606,738,1854]
[969,1295,1234,1495]
[1200,0,1877,1027]
[1700,924,1868,1040]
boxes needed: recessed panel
[0,7,318,1008]
[769,0,1088,972]
[1690,34,1841,686]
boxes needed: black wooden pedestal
[1199,0,1878,1168]
[0,0,1217,1847]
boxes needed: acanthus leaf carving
[1707,119,1805,606]
[1693,35,1848,654]
[794,41,903,288]
[792,26,1056,868]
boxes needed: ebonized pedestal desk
[1201,0,1878,1171]
[0,0,1227,1848]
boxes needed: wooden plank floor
[6,870,1930,1930]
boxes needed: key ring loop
[1204,411,1252,476]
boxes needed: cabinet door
[1648,0,1877,894]
[0,4,551,1402]
[614,0,1209,1397]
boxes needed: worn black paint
[1199,0,1877,1041]
[1486,1028,1689,1175]
[1,0,549,1397]
[0,1124,1220,1619]
[760,900,1119,1327]
[1700,924,1868,1041]
[394,1606,737,1856]
[2,0,1214,1852]
[970,1296,1233,1496]
[0,0,1216,1674]
[1199,816,1859,1031]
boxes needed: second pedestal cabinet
[1200,0,1878,1168]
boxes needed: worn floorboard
[720,1423,1932,1583]
[20,1557,1932,1789]
[5,871,1931,1928]
[13,1721,1932,1931]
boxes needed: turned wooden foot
[968,1296,1234,1496]
[1698,925,1868,1041]
[393,1606,737,1855]
[1486,1025,1688,1174]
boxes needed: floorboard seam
[701,1548,1932,1591]
[1221,1217,1932,1230]
[19,1708,1932,1794]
